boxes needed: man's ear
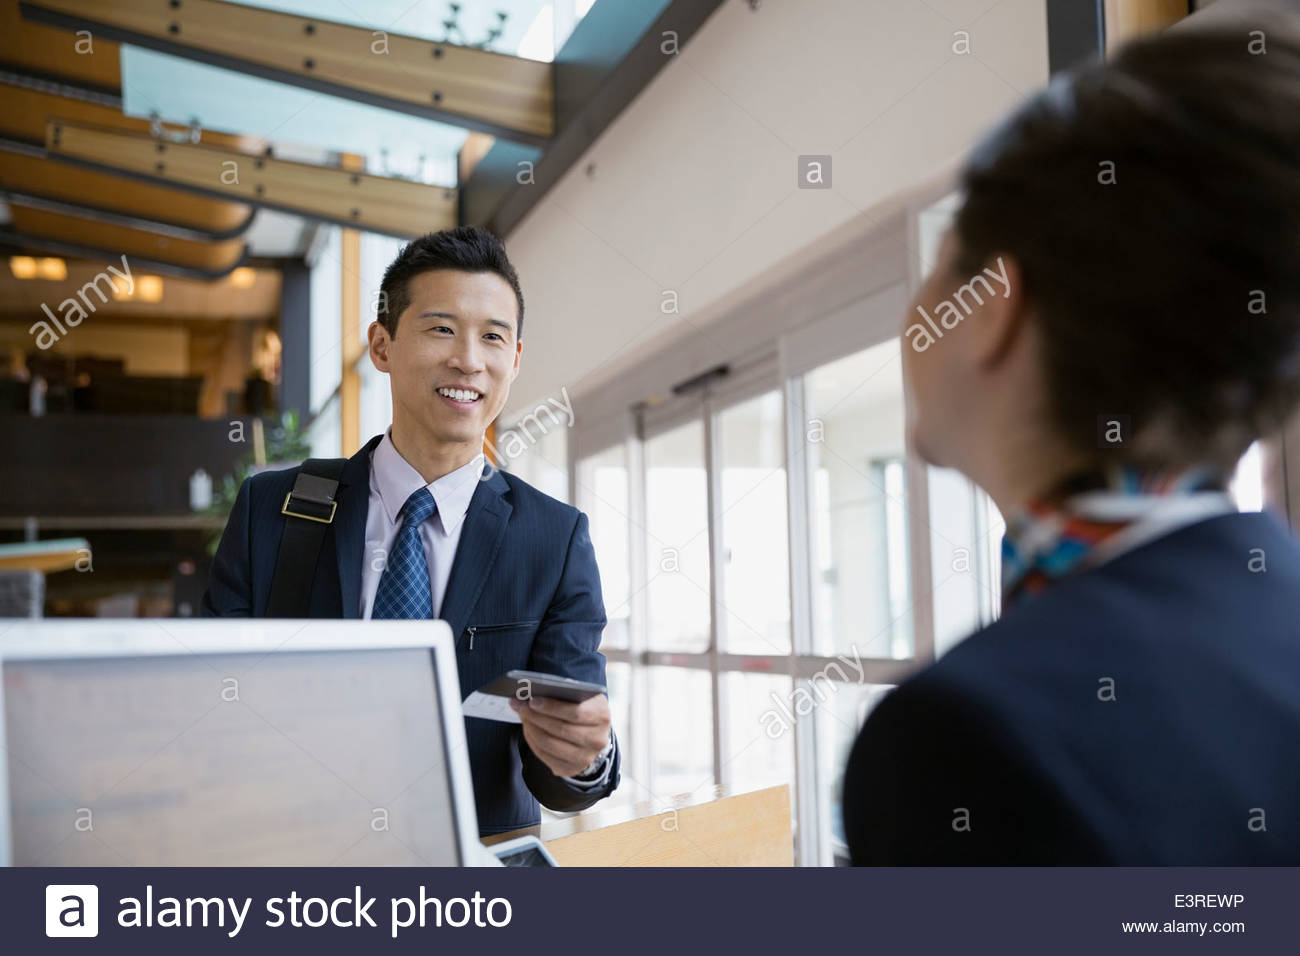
[368,321,392,371]
[511,338,522,382]
[972,253,1028,370]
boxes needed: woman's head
[904,16,1300,503]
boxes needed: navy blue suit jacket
[843,511,1300,864]
[202,433,620,836]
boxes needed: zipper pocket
[465,621,539,650]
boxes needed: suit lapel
[439,466,512,647]
[333,434,382,619]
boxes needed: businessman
[202,226,619,836]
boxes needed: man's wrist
[573,730,615,779]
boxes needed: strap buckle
[281,491,337,524]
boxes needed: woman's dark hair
[953,16,1300,472]
[378,225,525,340]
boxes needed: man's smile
[436,385,484,408]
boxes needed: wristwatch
[574,731,615,780]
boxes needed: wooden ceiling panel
[8,206,246,276]
[0,85,257,239]
[0,0,120,92]
[0,83,261,152]
[22,0,555,143]
[0,150,253,237]
[47,120,457,238]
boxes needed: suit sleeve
[201,476,255,618]
[841,679,1103,864]
[517,511,621,811]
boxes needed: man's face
[369,268,521,449]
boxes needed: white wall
[502,0,1049,418]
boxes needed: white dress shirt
[360,430,484,620]
[359,429,614,787]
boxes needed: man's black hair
[378,225,525,340]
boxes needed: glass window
[357,357,391,444]
[803,340,913,659]
[721,672,795,800]
[718,391,791,654]
[1230,440,1264,512]
[606,660,631,775]
[576,444,631,649]
[497,416,568,504]
[308,227,343,414]
[913,188,1008,657]
[648,667,713,798]
[359,232,403,347]
[815,681,894,856]
[928,466,1002,657]
[645,419,710,652]
[308,393,341,460]
[918,193,961,260]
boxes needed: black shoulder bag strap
[266,457,347,617]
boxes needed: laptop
[0,619,491,866]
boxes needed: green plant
[205,410,313,555]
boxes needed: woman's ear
[971,253,1028,370]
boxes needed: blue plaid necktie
[372,487,437,619]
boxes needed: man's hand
[509,693,612,778]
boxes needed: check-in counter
[483,784,792,866]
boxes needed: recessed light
[37,257,67,280]
[136,275,164,303]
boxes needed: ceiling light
[229,266,256,289]
[37,257,67,280]
[9,256,36,279]
[136,275,164,303]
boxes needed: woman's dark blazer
[843,511,1300,864]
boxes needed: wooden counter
[483,784,793,867]
[0,537,90,573]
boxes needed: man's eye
[431,326,453,334]
[484,332,503,342]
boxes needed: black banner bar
[5,866,1292,954]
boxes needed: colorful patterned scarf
[1000,465,1233,607]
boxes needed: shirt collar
[371,429,485,535]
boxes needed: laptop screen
[3,647,461,866]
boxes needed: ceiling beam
[0,78,259,240]
[0,148,256,240]
[45,120,456,239]
[2,188,255,242]
[0,0,121,96]
[21,0,555,145]
[462,0,726,235]
[7,204,247,276]
[0,230,244,281]
[0,73,260,151]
